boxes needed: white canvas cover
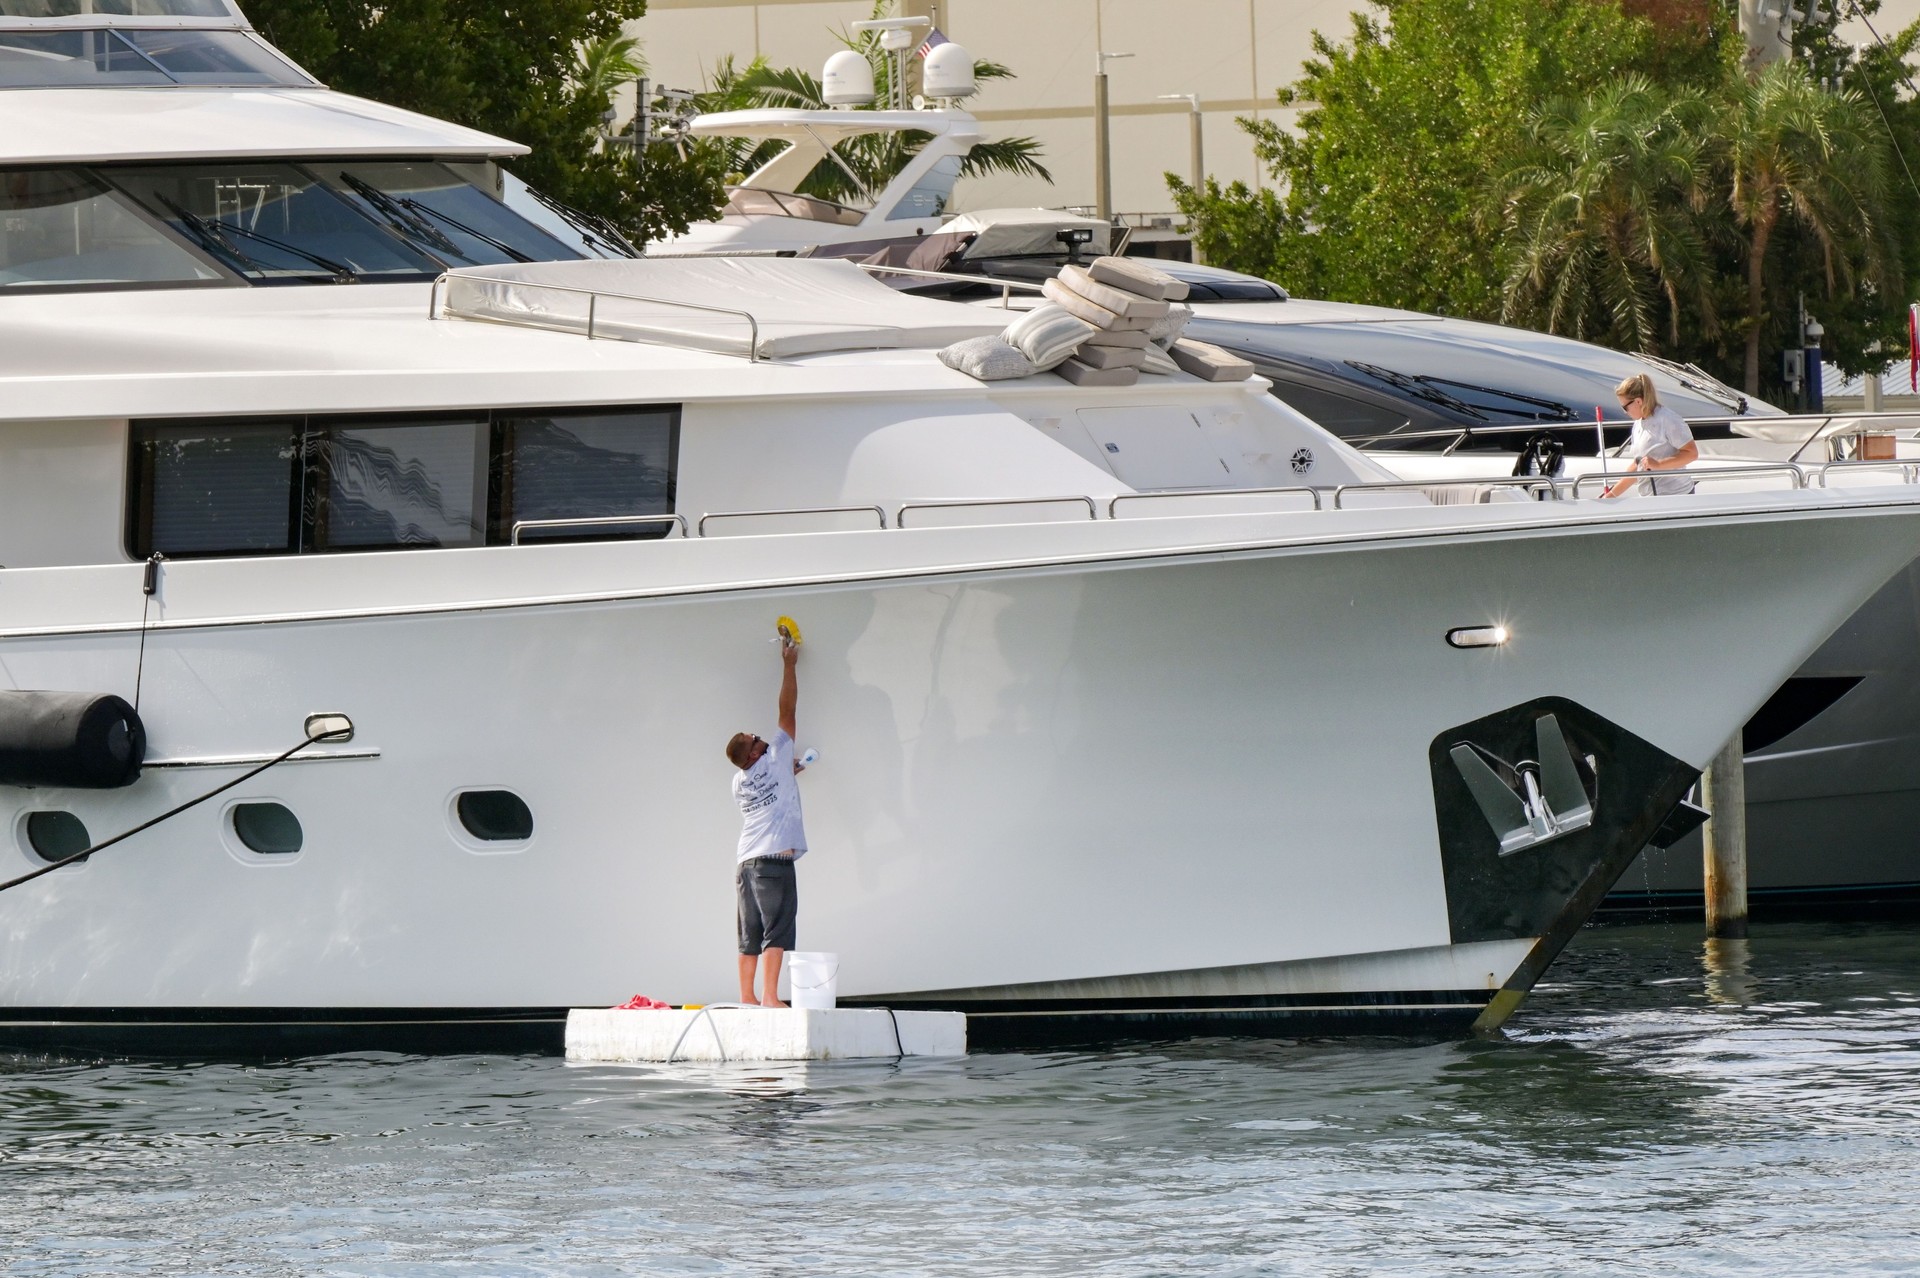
[946,208,1114,259]
[437,257,1009,359]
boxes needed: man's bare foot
[761,997,788,1009]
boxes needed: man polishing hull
[723,625,806,1007]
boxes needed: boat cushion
[1003,302,1095,369]
[1140,343,1181,376]
[1041,278,1157,330]
[1082,327,1150,349]
[1054,356,1140,386]
[937,334,1041,381]
[1087,255,1190,301]
[1058,264,1172,320]
[1146,303,1194,344]
[1169,338,1256,382]
[1075,342,1147,370]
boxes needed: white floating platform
[565,1006,967,1062]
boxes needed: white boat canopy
[0,87,527,164]
[437,257,1011,359]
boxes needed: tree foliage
[1172,0,1708,318]
[245,0,725,246]
[1499,76,1718,353]
[1173,0,1920,398]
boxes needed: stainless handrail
[896,496,1099,528]
[1331,476,1562,508]
[697,505,888,536]
[1568,462,1805,498]
[1109,486,1322,517]
[1813,459,1920,487]
[429,272,765,362]
[854,262,1048,308]
[510,514,687,544]
[1349,408,1920,456]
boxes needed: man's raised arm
[777,641,798,740]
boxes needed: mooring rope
[0,734,324,896]
[132,553,162,714]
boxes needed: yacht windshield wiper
[525,186,640,258]
[157,196,270,275]
[399,198,533,262]
[356,180,538,264]
[1414,376,1572,423]
[334,172,461,263]
[1346,361,1484,419]
[158,196,357,283]
[1632,351,1749,413]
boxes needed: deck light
[1447,625,1510,650]
[304,713,355,743]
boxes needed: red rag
[614,995,674,1010]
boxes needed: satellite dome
[823,50,876,105]
[922,43,976,99]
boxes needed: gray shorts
[737,856,797,955]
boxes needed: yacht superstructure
[5,4,1920,1053]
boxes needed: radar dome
[922,42,976,99]
[822,50,876,105]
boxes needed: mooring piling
[1703,736,1749,938]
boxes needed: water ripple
[6,922,1920,1275]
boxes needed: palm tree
[574,33,646,109]
[1714,59,1894,394]
[1497,76,1718,354]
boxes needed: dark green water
[6,921,1920,1276]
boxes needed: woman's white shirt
[1624,405,1696,495]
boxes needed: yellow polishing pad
[775,615,802,646]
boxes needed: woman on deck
[1602,373,1699,498]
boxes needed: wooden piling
[1703,736,1749,938]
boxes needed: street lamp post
[1157,93,1203,191]
[1094,50,1133,223]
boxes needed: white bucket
[786,951,839,1010]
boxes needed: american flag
[916,27,949,59]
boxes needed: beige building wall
[633,0,1920,218]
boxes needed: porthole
[231,802,303,855]
[456,790,534,842]
[25,811,91,865]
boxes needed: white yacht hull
[1608,556,1920,916]
[1375,450,1920,917]
[1,497,1914,1050]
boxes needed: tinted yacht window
[1266,380,1414,438]
[112,163,438,281]
[0,29,167,84]
[886,154,963,222]
[132,420,300,556]
[494,410,679,543]
[116,28,307,83]
[130,408,680,558]
[1,169,227,290]
[0,27,311,87]
[322,161,580,266]
[311,418,487,551]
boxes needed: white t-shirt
[732,728,808,863]
[1624,404,1697,496]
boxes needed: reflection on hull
[1605,559,1920,921]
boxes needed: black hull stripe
[0,992,1498,1057]
[855,988,1496,1015]
[1599,880,1920,921]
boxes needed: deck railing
[430,273,767,361]
[504,464,1919,547]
